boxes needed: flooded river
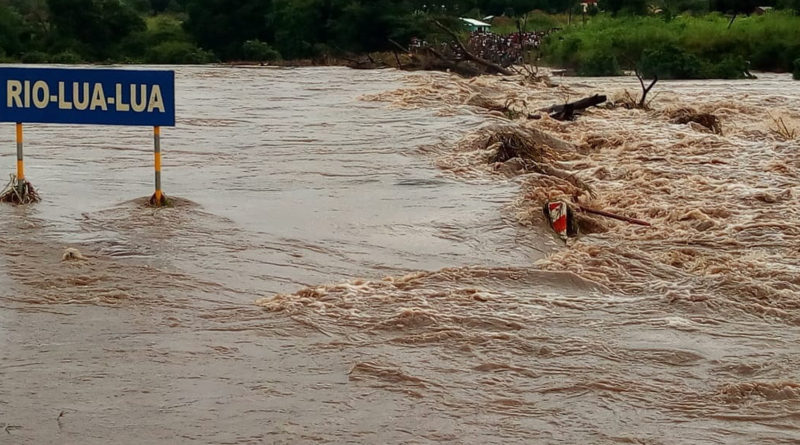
[1,66,798,444]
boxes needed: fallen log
[542,94,607,121]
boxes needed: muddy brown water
[1,66,798,444]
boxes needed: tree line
[0,0,798,67]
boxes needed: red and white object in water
[547,201,569,241]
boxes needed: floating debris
[0,174,40,204]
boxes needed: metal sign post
[0,67,176,206]
[15,122,23,182]
[152,125,164,206]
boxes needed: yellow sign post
[16,122,23,182]
[0,67,175,206]
[151,125,166,206]
[0,121,40,204]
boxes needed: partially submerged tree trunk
[618,71,658,110]
[636,71,658,109]
[542,94,607,120]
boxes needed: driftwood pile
[0,175,40,204]
[668,107,722,135]
[475,125,650,237]
[481,126,594,196]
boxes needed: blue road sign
[0,67,175,126]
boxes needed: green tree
[0,4,26,57]
[271,0,328,58]
[9,0,50,44]
[47,0,145,58]
[183,0,273,59]
[330,0,422,54]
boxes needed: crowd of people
[410,30,552,67]
[466,31,547,66]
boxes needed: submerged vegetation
[0,0,797,79]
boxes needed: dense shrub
[146,15,191,43]
[543,12,800,78]
[120,14,197,60]
[20,51,48,63]
[50,50,84,64]
[47,0,145,60]
[750,42,790,71]
[145,41,215,64]
[242,39,281,62]
[702,55,750,79]
[638,45,702,78]
[794,58,800,79]
[578,51,622,76]
[639,45,749,79]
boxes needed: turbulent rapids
[364,71,800,317]
[1,67,799,444]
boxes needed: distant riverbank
[543,12,800,79]
[2,4,798,81]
